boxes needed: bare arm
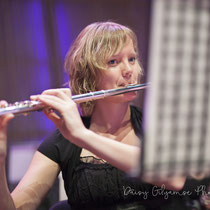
[0,105,16,210]
[67,129,185,191]
[31,89,139,172]
[0,103,60,210]
[74,128,140,173]
[0,161,16,210]
[0,142,60,210]
[31,89,186,191]
[11,151,60,210]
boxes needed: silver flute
[0,83,150,116]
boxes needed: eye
[129,56,136,64]
[108,59,118,66]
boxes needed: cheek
[96,76,112,90]
[134,65,142,80]
[97,72,119,89]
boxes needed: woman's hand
[0,101,14,162]
[30,88,87,141]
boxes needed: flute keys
[0,100,44,116]
[14,102,21,107]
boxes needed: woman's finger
[0,100,8,108]
[31,94,76,114]
[0,114,14,153]
[31,90,72,107]
[42,108,62,128]
[41,88,72,100]
[0,114,14,160]
[0,114,14,128]
[31,94,65,109]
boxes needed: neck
[90,101,131,134]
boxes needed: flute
[0,83,150,116]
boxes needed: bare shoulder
[11,151,60,210]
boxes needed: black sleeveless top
[38,106,209,210]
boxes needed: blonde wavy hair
[64,21,143,116]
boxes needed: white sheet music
[141,0,210,179]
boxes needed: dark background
[0,0,151,143]
[0,0,152,209]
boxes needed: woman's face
[96,37,141,103]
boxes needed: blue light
[28,0,50,90]
[55,3,72,83]
[26,0,54,132]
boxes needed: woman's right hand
[30,89,87,142]
[0,101,14,162]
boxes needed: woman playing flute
[1,21,208,210]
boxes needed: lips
[119,82,137,87]
[119,83,127,87]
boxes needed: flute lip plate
[119,83,137,87]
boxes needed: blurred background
[0,0,151,209]
[0,0,151,143]
[1,0,209,209]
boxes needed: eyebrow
[110,51,137,58]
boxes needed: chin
[104,92,137,103]
[116,92,137,103]
[124,92,137,101]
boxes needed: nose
[121,61,132,79]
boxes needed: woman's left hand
[30,88,87,141]
[0,100,14,162]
